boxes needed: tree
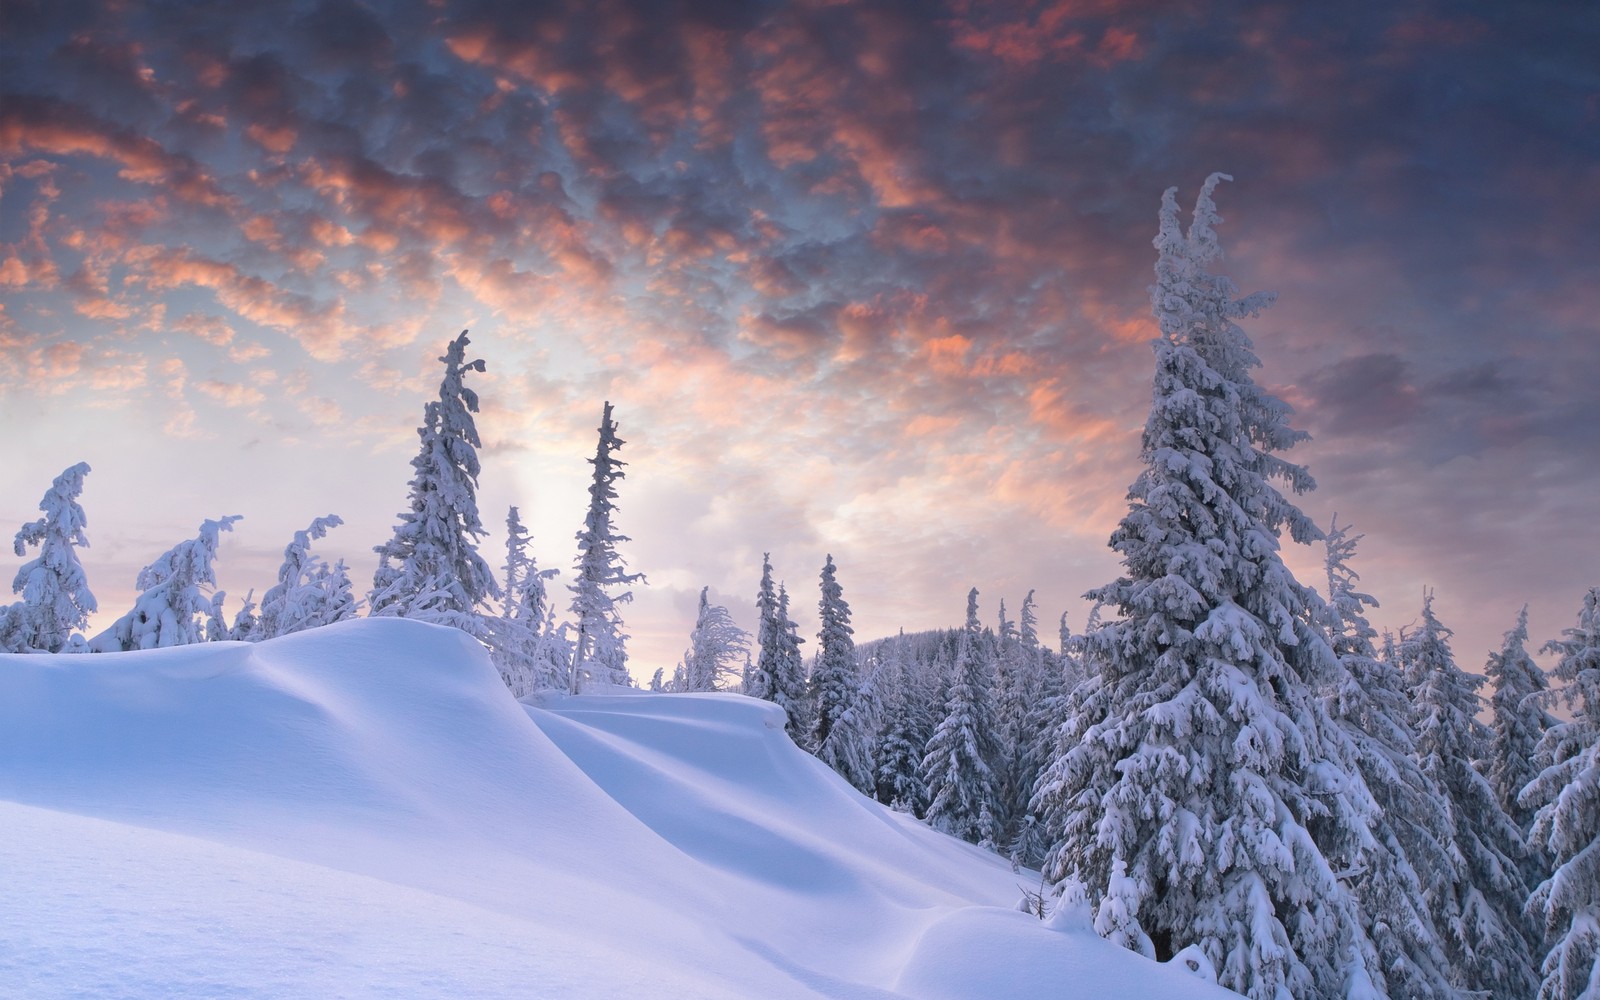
[1401,592,1539,998]
[369,330,497,631]
[681,587,750,691]
[1030,175,1373,999]
[3,462,96,653]
[1485,606,1554,835]
[874,631,932,814]
[249,514,356,640]
[490,505,563,695]
[1523,587,1600,1000]
[90,516,242,652]
[1321,519,1458,1000]
[921,588,1001,848]
[568,401,644,691]
[745,553,781,701]
[811,555,860,754]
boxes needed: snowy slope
[0,618,1238,999]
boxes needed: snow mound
[1,618,1240,999]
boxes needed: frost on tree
[1523,587,1600,1000]
[90,515,242,652]
[1029,175,1375,1000]
[745,553,782,702]
[680,586,750,692]
[3,462,96,653]
[369,331,498,634]
[1320,518,1457,1000]
[1401,593,1538,999]
[247,515,357,640]
[921,588,1001,848]
[810,554,857,749]
[568,401,644,692]
[873,631,932,815]
[489,505,565,697]
[1485,606,1554,837]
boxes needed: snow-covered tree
[874,631,931,814]
[1523,587,1600,1000]
[821,650,883,795]
[1485,605,1554,835]
[746,554,781,701]
[1401,592,1539,998]
[4,462,96,653]
[1320,519,1458,1000]
[91,516,242,652]
[369,331,497,630]
[681,587,750,692]
[490,506,563,696]
[811,555,860,754]
[248,515,356,640]
[568,401,645,691]
[1030,175,1374,999]
[770,583,810,737]
[922,588,1001,848]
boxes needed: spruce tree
[874,631,931,814]
[4,462,96,653]
[1523,587,1600,1000]
[1030,175,1373,999]
[90,516,242,651]
[1402,593,1539,998]
[681,586,750,691]
[369,331,497,630]
[1485,606,1555,834]
[812,555,861,756]
[746,553,781,701]
[1321,519,1458,999]
[921,588,1001,848]
[490,506,562,695]
[770,583,810,737]
[250,514,354,640]
[568,401,644,691]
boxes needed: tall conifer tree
[568,401,644,691]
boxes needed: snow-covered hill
[0,619,1237,998]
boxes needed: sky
[2,0,1596,679]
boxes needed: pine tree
[681,587,750,691]
[771,583,810,737]
[90,516,242,652]
[746,554,781,701]
[1402,592,1539,998]
[822,650,883,795]
[489,506,563,695]
[1030,175,1374,999]
[1486,606,1555,835]
[369,331,497,631]
[4,462,97,653]
[1321,519,1458,999]
[922,588,1001,847]
[1523,587,1600,1000]
[249,514,355,640]
[874,631,931,814]
[568,401,644,692]
[812,555,860,755]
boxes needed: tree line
[3,174,1597,1000]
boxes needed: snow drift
[0,618,1238,998]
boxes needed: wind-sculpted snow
[1,618,1239,998]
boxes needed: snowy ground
[0,619,1237,998]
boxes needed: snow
[0,618,1240,998]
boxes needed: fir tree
[91,516,242,652]
[811,555,860,754]
[568,401,645,692]
[922,588,1001,848]
[251,514,354,640]
[490,506,563,695]
[1030,175,1374,999]
[771,583,810,737]
[681,586,750,692]
[1485,606,1555,835]
[874,631,931,814]
[746,554,781,701]
[1523,587,1600,1000]
[369,331,497,630]
[4,462,96,653]
[1321,519,1458,999]
[1402,592,1539,998]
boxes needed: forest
[4,176,1597,1000]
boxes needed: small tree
[91,516,242,652]
[1485,606,1555,835]
[490,505,562,695]
[1523,587,1600,1000]
[568,401,645,691]
[4,462,96,653]
[922,588,1001,847]
[369,330,498,631]
[681,586,751,691]
[249,514,356,640]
